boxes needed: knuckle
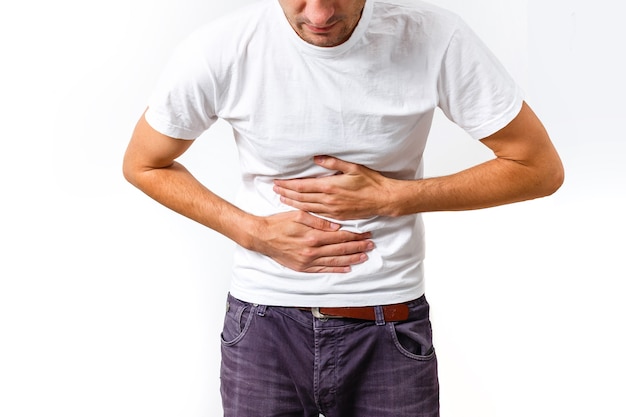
[320,184,334,194]
[289,257,310,272]
[300,247,316,259]
[334,244,351,256]
[293,210,307,221]
[303,234,320,247]
[325,256,342,267]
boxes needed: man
[123,0,564,415]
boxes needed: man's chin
[297,28,350,47]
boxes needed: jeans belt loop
[255,304,267,317]
[374,305,386,326]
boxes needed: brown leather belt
[300,303,410,321]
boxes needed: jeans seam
[387,322,436,361]
[221,305,255,347]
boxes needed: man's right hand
[248,210,374,273]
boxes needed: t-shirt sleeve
[145,33,219,140]
[436,17,524,140]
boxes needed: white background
[1,0,624,416]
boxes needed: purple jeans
[220,293,439,417]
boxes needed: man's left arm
[273,102,564,219]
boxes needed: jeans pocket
[388,318,436,360]
[220,297,254,346]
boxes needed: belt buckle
[311,307,340,321]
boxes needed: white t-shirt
[145,0,523,307]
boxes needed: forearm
[390,104,565,216]
[125,161,257,249]
[386,156,563,216]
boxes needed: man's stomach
[229,181,426,307]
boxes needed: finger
[302,265,353,273]
[314,239,375,257]
[274,184,326,203]
[284,198,353,221]
[279,195,328,214]
[273,177,329,194]
[282,210,373,241]
[300,245,372,273]
[303,253,369,273]
[316,229,374,247]
[314,155,357,173]
[281,238,373,273]
[290,210,342,231]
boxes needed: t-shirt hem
[228,286,426,308]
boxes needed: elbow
[551,163,565,195]
[122,152,141,188]
[537,159,565,198]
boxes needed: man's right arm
[122,113,373,273]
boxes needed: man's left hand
[273,156,396,220]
